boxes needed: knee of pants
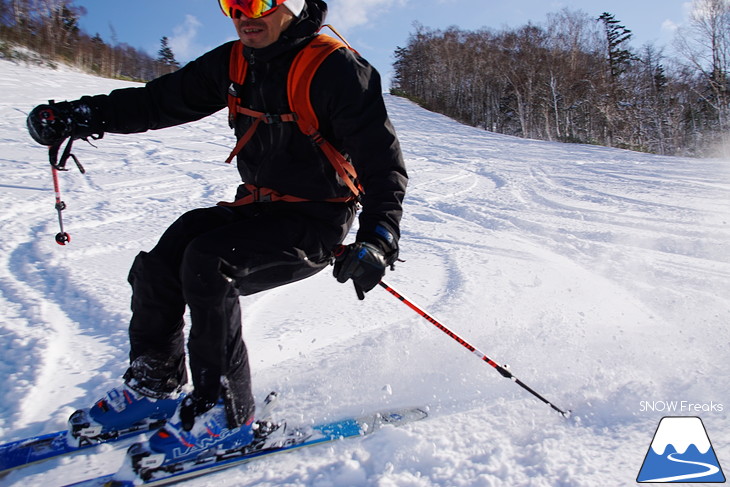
[180,240,235,302]
[128,251,185,316]
[128,251,176,287]
[146,207,236,267]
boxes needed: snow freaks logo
[637,416,726,483]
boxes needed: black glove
[333,242,388,300]
[27,97,103,147]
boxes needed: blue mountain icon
[637,417,725,483]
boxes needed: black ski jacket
[88,0,407,253]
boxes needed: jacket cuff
[71,96,105,139]
[357,223,399,264]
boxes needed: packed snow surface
[0,59,728,486]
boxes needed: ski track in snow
[1,59,729,486]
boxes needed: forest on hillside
[0,0,179,81]
[2,0,728,156]
[392,1,730,156]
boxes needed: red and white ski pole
[51,165,71,245]
[47,137,86,245]
[379,280,571,418]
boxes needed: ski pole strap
[49,137,86,174]
[378,280,571,418]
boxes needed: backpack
[221,32,362,206]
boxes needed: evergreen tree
[157,36,179,72]
[598,12,634,79]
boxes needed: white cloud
[168,14,203,62]
[661,18,679,34]
[326,0,407,31]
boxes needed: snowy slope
[0,59,729,487]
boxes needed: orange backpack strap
[225,41,300,164]
[287,35,363,197]
[218,183,354,207]
[223,34,362,201]
[227,41,247,128]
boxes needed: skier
[26,0,406,469]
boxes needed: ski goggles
[218,0,284,19]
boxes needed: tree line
[0,0,180,81]
[392,1,730,156]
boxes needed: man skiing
[26,0,406,471]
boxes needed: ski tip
[376,406,429,426]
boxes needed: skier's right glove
[27,97,104,147]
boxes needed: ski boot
[126,395,254,481]
[67,384,182,447]
[68,355,186,446]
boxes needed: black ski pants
[126,202,355,426]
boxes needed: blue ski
[63,407,428,487]
[0,391,279,476]
[0,427,151,475]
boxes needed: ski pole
[378,280,571,418]
[47,136,86,245]
[51,165,70,245]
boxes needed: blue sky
[75,0,692,88]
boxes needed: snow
[1,58,729,486]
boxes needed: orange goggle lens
[218,0,282,19]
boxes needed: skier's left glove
[333,242,388,300]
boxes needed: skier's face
[232,6,295,49]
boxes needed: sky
[74,0,694,89]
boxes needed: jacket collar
[243,0,327,63]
